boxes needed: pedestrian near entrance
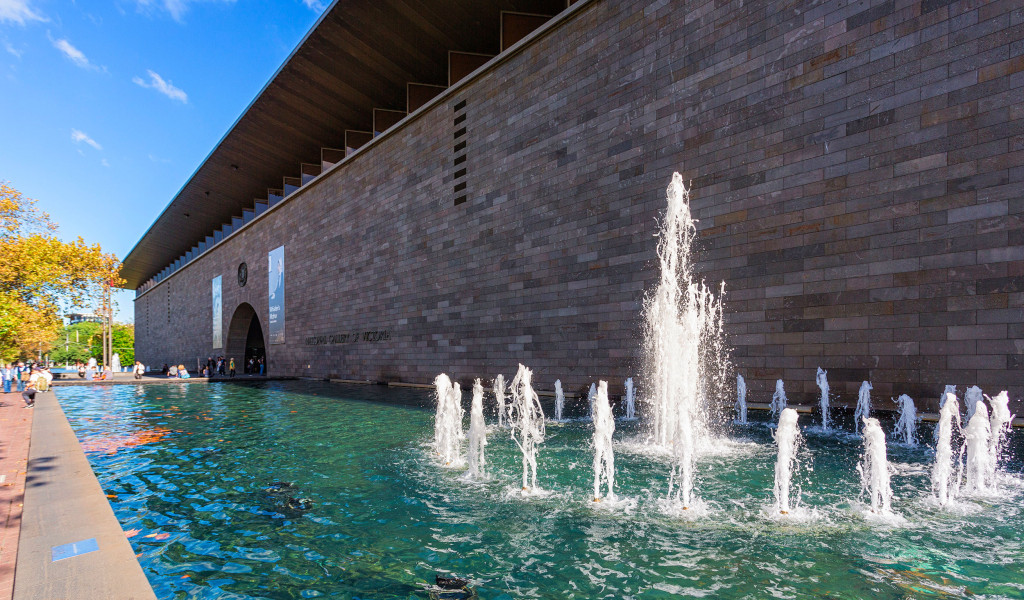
[1,363,11,393]
[229,358,235,377]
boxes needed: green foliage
[47,322,133,366]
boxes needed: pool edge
[13,390,157,600]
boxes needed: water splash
[934,385,957,443]
[735,374,747,425]
[433,374,463,466]
[963,402,992,494]
[854,381,872,434]
[773,408,802,515]
[815,367,830,431]
[624,378,636,420]
[553,379,564,421]
[587,383,597,420]
[932,393,961,506]
[508,364,545,491]
[493,374,506,428]
[964,385,983,423]
[592,381,615,502]
[466,379,487,479]
[893,394,919,446]
[642,174,729,511]
[987,391,1014,488]
[770,379,787,422]
[858,417,893,514]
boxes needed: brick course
[136,0,1023,411]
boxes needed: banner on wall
[268,245,285,344]
[212,275,223,348]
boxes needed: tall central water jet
[509,364,545,491]
[641,173,729,510]
[854,381,872,434]
[773,408,802,515]
[932,393,961,506]
[466,379,487,479]
[858,417,893,514]
[592,381,615,502]
[587,383,597,420]
[816,367,831,431]
[964,385,983,423]
[493,374,507,428]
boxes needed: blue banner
[268,246,285,344]
[212,275,222,348]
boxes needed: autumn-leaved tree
[0,182,123,361]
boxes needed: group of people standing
[0,362,53,407]
[200,356,235,378]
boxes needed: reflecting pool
[59,382,1024,599]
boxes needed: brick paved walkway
[0,392,32,600]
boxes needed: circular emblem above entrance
[237,262,248,287]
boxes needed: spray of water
[587,383,597,420]
[624,378,636,420]
[773,408,802,514]
[986,391,1014,488]
[509,364,545,491]
[554,379,564,421]
[964,386,983,423]
[815,367,830,431]
[963,402,992,494]
[854,381,872,434]
[592,381,615,502]
[935,385,957,443]
[893,394,919,446]
[858,417,893,514]
[493,374,507,428]
[433,374,464,466]
[735,374,747,425]
[641,173,729,510]
[466,379,487,479]
[770,379,787,422]
[932,393,961,506]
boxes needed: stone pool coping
[14,389,156,600]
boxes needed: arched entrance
[225,303,267,375]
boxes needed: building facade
[127,0,1024,409]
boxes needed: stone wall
[135,0,1024,411]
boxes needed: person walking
[15,362,28,392]
[229,357,235,377]
[1,363,11,394]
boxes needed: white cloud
[4,40,21,58]
[134,0,235,23]
[51,36,98,70]
[71,129,102,151]
[0,0,46,25]
[101,158,110,167]
[132,69,188,103]
[302,0,326,12]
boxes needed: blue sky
[1,0,326,322]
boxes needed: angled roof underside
[121,0,566,289]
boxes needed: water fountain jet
[735,374,747,425]
[816,368,830,431]
[509,364,545,492]
[553,379,564,422]
[986,391,1014,488]
[964,402,992,494]
[466,379,487,479]
[773,408,802,515]
[932,393,961,506]
[854,381,872,434]
[624,378,636,420]
[893,394,919,447]
[433,374,464,466]
[770,379,787,422]
[493,375,506,428]
[592,381,615,502]
[858,417,893,514]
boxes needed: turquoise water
[59,382,1024,599]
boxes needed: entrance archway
[225,303,267,375]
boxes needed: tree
[48,322,101,365]
[0,182,123,362]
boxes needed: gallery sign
[268,245,285,345]
[304,330,391,346]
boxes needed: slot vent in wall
[453,100,467,206]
